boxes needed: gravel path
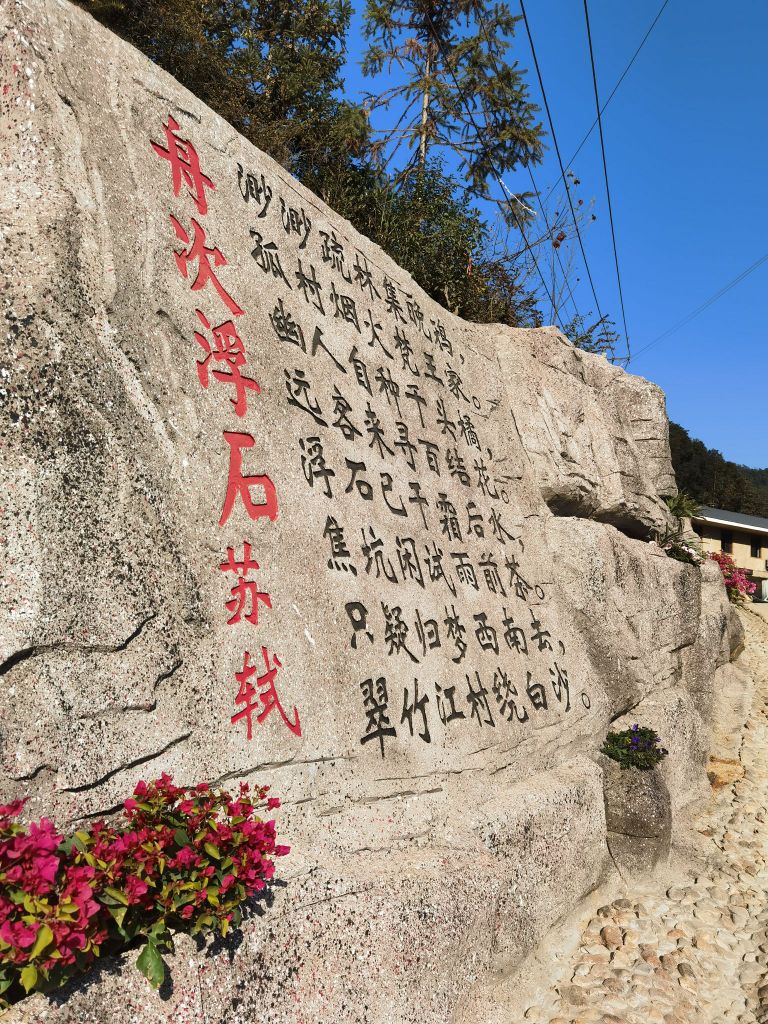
[513,607,768,1024]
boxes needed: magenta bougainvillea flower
[0,776,288,1006]
[709,551,758,603]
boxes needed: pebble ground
[514,606,768,1024]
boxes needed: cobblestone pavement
[514,607,768,1024]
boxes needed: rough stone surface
[497,607,765,1024]
[0,1,744,1021]
[600,756,672,878]
[601,759,672,840]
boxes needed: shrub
[664,492,700,520]
[661,537,703,566]
[653,524,703,566]
[709,551,757,604]
[0,775,288,1006]
[602,724,669,771]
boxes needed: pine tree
[74,0,543,329]
[362,0,544,216]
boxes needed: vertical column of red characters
[151,116,301,742]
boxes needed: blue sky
[340,0,766,469]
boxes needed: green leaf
[22,895,37,914]
[174,828,191,846]
[203,842,221,860]
[0,966,13,995]
[147,920,171,945]
[136,942,166,989]
[73,831,90,852]
[104,886,129,906]
[20,964,39,993]
[108,905,128,928]
[29,924,54,960]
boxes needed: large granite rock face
[0,2,738,1020]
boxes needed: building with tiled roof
[692,506,768,600]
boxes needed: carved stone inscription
[151,118,300,745]
[154,123,590,759]
[242,153,593,757]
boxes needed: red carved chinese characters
[219,543,272,626]
[151,115,298,742]
[171,215,245,317]
[231,648,301,739]
[219,432,279,527]
[194,310,260,417]
[151,115,215,215]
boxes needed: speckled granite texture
[0,2,744,1020]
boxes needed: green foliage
[560,312,619,359]
[314,159,541,327]
[744,466,768,494]
[362,0,544,217]
[135,941,166,989]
[655,524,703,566]
[602,725,669,771]
[669,423,768,518]
[72,0,367,176]
[664,491,700,520]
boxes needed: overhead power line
[473,11,581,323]
[519,0,607,330]
[542,0,670,209]
[420,8,566,328]
[631,252,768,362]
[526,163,581,321]
[582,0,631,360]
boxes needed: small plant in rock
[664,492,700,520]
[661,536,703,566]
[654,524,703,566]
[0,775,288,1006]
[709,550,757,604]
[602,724,669,770]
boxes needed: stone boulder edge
[0,1,734,1020]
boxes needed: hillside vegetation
[670,423,768,518]
[72,0,617,354]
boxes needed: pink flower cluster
[0,776,288,1005]
[709,551,757,603]
[1,806,59,896]
[0,801,106,979]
